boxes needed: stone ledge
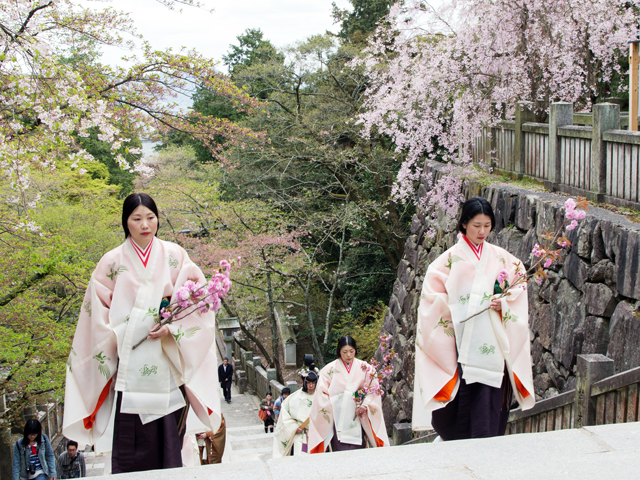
[97,423,640,480]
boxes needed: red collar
[342,360,353,374]
[130,237,153,267]
[463,235,483,260]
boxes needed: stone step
[104,421,640,480]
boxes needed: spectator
[56,441,85,479]
[12,419,56,480]
[259,392,275,433]
[218,357,233,404]
[273,387,291,422]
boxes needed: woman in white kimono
[272,371,317,457]
[413,197,535,440]
[63,193,221,473]
[308,336,389,453]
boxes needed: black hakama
[431,365,512,440]
[111,388,188,473]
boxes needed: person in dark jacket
[13,419,56,480]
[56,441,86,479]
[218,357,233,404]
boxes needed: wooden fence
[504,354,638,435]
[392,354,638,445]
[471,102,640,209]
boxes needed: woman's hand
[490,299,502,312]
[356,406,367,417]
[148,325,170,340]
[295,427,303,434]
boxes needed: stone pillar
[236,370,247,394]
[590,103,620,200]
[392,423,413,446]
[266,368,277,383]
[285,380,298,394]
[252,356,261,367]
[547,102,573,188]
[574,354,614,428]
[241,351,252,371]
[514,102,536,173]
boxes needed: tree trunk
[265,270,284,384]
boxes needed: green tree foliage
[223,28,285,77]
[0,169,122,425]
[332,0,394,42]
[216,34,412,359]
[332,303,387,363]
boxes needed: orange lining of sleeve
[433,369,458,402]
[83,378,113,430]
[367,417,385,447]
[310,442,325,454]
[513,373,530,398]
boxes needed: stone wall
[232,342,298,400]
[379,161,640,434]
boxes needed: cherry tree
[0,0,263,230]
[358,0,638,205]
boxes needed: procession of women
[18,191,535,476]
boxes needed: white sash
[453,239,505,388]
[330,363,362,445]
[113,239,185,423]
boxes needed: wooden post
[630,41,640,132]
[590,103,620,200]
[514,102,536,174]
[547,102,573,188]
[574,354,614,428]
[392,423,413,446]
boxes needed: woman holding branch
[412,197,535,440]
[308,336,389,453]
[63,193,222,472]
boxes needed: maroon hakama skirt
[111,388,188,473]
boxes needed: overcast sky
[92,0,353,70]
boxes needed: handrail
[591,365,640,397]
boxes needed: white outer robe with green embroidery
[307,358,389,453]
[272,389,314,457]
[412,237,535,431]
[63,238,221,450]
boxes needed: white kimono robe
[308,358,389,453]
[412,237,535,431]
[63,237,221,449]
[272,389,314,457]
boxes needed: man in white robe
[272,373,317,457]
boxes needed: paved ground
[220,384,273,463]
[98,421,640,480]
[84,448,110,476]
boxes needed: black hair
[223,357,229,361]
[21,419,42,446]
[122,193,159,239]
[266,391,272,396]
[336,335,358,358]
[302,372,318,393]
[457,196,495,235]
[281,387,291,395]
[67,440,78,449]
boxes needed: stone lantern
[217,317,240,361]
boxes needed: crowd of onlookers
[12,419,87,480]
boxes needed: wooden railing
[471,102,640,210]
[505,354,640,435]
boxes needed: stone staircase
[221,384,273,463]
[102,420,640,480]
